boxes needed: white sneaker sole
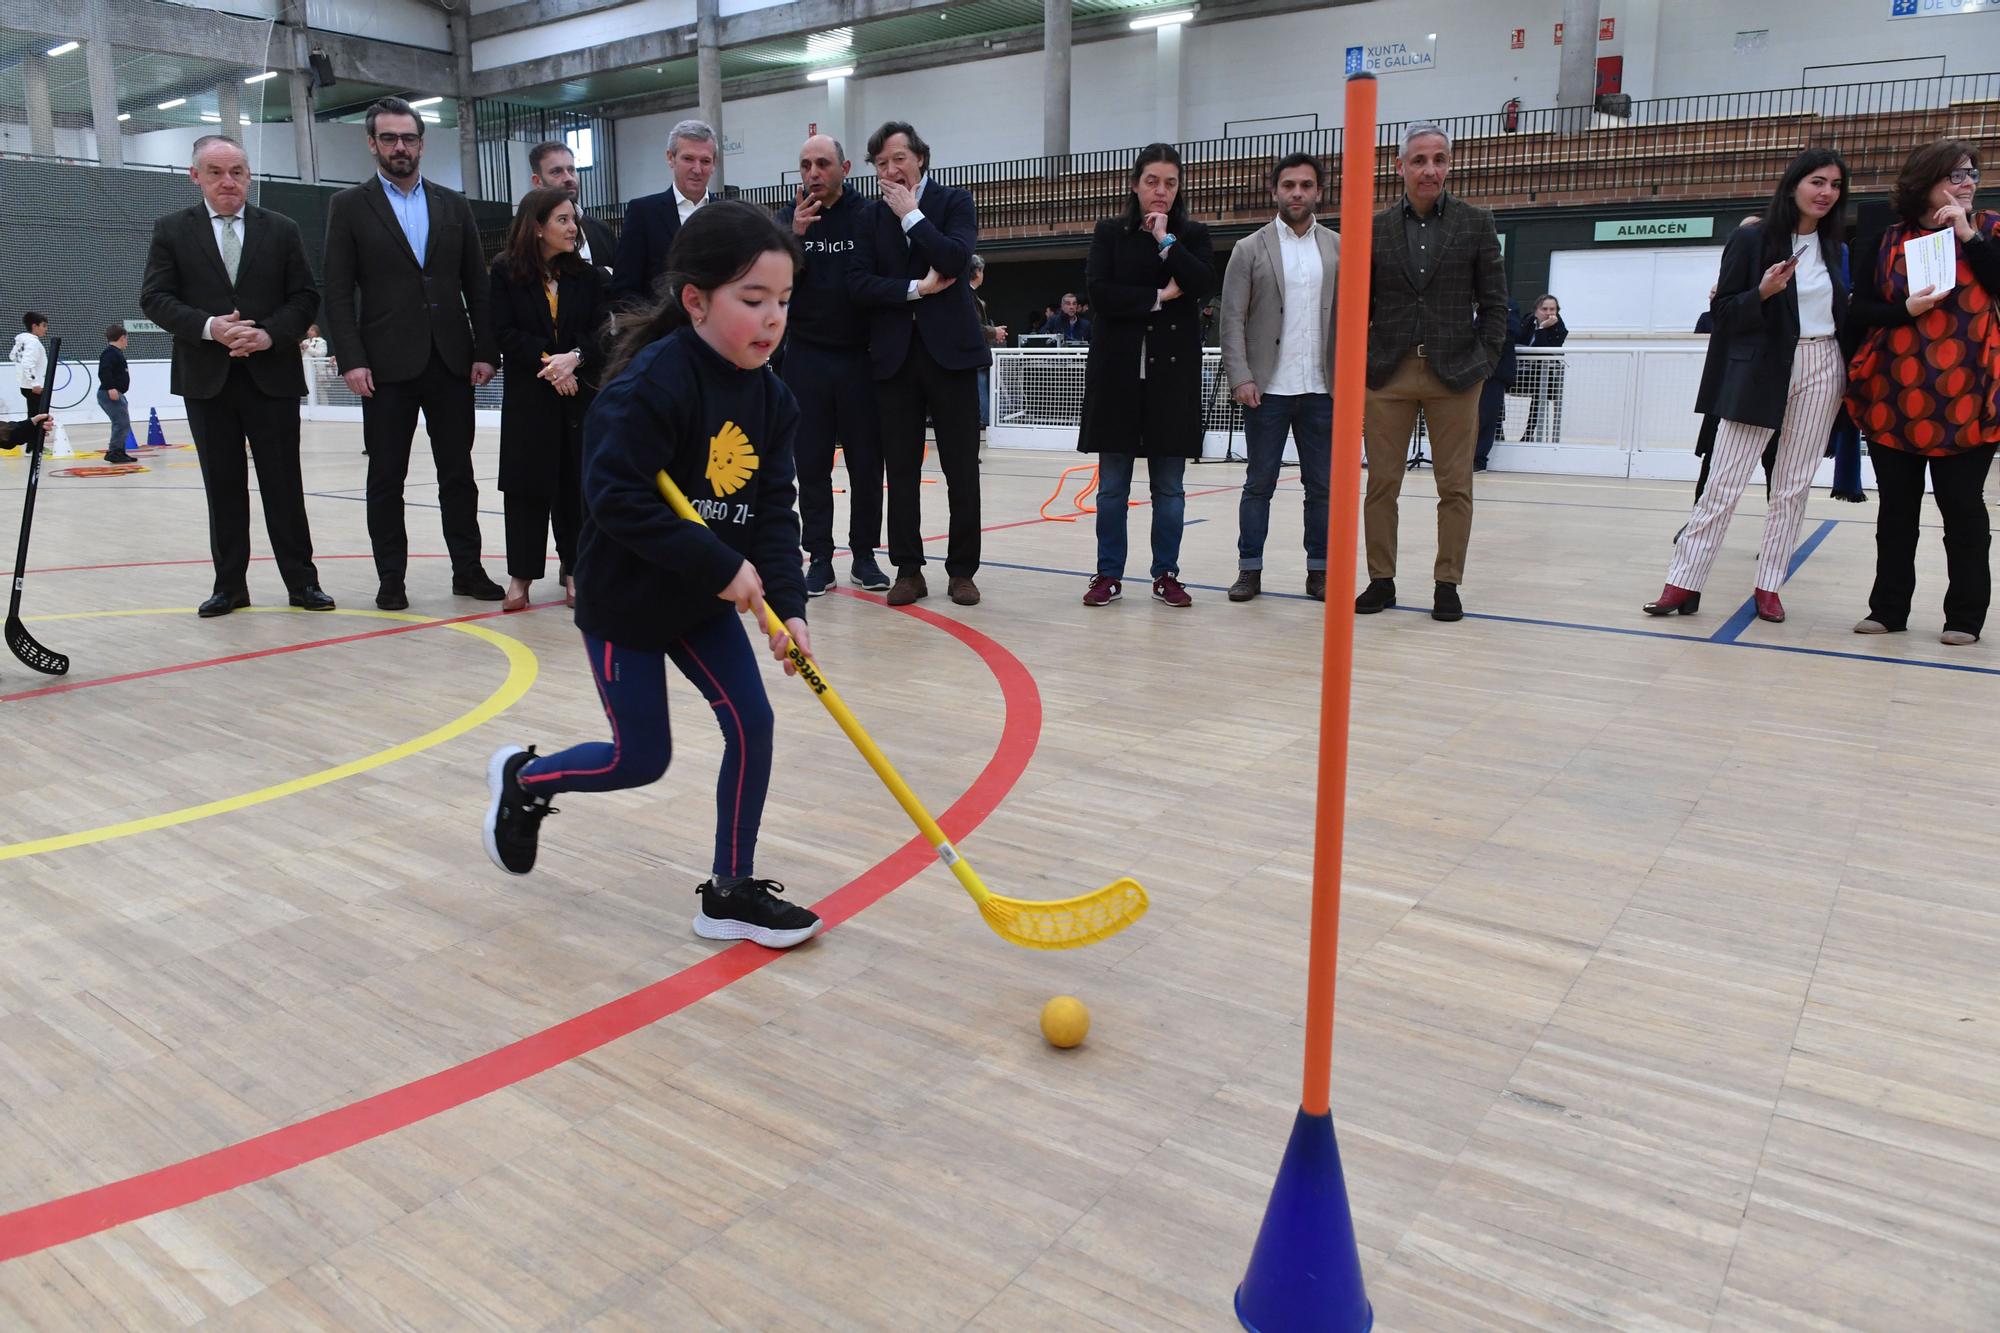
[1084,589,1122,607]
[693,912,823,949]
[483,744,528,875]
[851,571,891,591]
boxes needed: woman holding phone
[1645,150,1850,622]
[1846,140,2000,644]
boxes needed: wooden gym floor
[0,425,1995,1331]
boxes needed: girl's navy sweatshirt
[575,325,807,651]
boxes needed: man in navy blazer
[609,119,718,310]
[847,121,990,607]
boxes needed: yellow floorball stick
[656,470,1148,950]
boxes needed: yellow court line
[0,608,538,862]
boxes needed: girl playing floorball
[484,201,822,949]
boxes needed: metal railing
[589,71,2000,236]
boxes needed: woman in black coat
[1645,149,1850,623]
[491,187,611,610]
[1076,142,1218,609]
[1517,293,1569,443]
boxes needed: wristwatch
[1159,232,1177,250]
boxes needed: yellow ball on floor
[1039,995,1090,1049]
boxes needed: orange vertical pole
[1301,73,1376,1120]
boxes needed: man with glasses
[528,139,616,273]
[322,97,503,610]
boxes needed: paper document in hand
[1903,228,1957,298]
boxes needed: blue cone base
[1235,1107,1371,1332]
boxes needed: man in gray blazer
[1221,152,1340,602]
[1359,121,1508,622]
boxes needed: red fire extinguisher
[1502,97,1522,133]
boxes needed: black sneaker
[483,745,557,875]
[694,878,822,949]
[850,555,891,591]
[805,557,836,597]
[1355,578,1396,614]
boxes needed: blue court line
[1708,518,1841,644]
[975,547,2000,681]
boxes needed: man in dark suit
[528,140,615,273]
[1358,121,1508,623]
[846,120,990,607]
[322,97,503,610]
[608,119,717,310]
[140,134,333,618]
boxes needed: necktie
[219,215,241,285]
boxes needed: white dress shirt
[677,188,703,225]
[902,177,931,301]
[1264,220,1328,396]
[1792,234,1835,338]
[201,201,249,342]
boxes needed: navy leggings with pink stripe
[517,615,773,878]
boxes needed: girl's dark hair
[606,199,802,381]
[1121,142,1189,233]
[1891,138,1980,226]
[1756,148,1849,274]
[505,187,585,287]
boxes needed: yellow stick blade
[977,878,1149,950]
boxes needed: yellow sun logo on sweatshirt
[706,421,759,497]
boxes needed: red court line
[0,588,1041,1262]
[0,604,565,706]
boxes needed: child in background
[11,312,48,417]
[99,324,136,464]
[483,201,824,950]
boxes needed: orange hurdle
[1038,463,1100,522]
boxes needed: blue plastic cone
[125,426,138,450]
[146,408,167,447]
[1235,1109,1372,1332]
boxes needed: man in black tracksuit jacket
[775,134,888,596]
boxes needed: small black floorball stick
[6,335,71,676]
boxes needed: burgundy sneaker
[1082,575,1122,607]
[1152,574,1193,608]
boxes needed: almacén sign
[1593,217,1717,242]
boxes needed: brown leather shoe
[948,576,981,606]
[1227,570,1260,602]
[886,573,928,606]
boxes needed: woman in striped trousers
[1645,150,1851,623]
